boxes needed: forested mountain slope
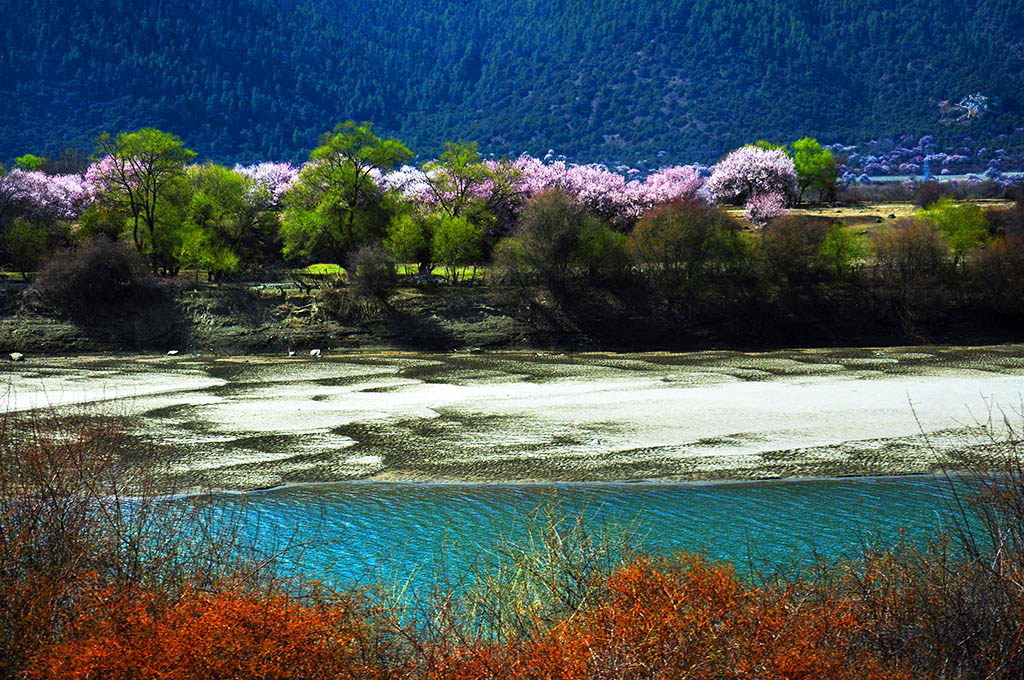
[1,0,1022,165]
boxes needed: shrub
[969,235,1024,310]
[0,411,280,678]
[837,181,916,204]
[760,215,832,282]
[32,237,156,315]
[501,190,596,296]
[817,418,1024,680]
[1005,182,1024,207]
[918,198,990,267]
[30,586,375,680]
[441,556,906,680]
[347,244,398,306]
[985,203,1024,238]
[628,200,750,298]
[819,225,868,278]
[871,219,949,292]
[913,180,952,208]
[489,237,530,288]
[574,220,629,284]
[3,218,49,279]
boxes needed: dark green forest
[1,0,1022,166]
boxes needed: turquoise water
[220,475,967,591]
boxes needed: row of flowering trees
[0,123,814,278]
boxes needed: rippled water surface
[222,476,965,590]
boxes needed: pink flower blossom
[635,165,705,210]
[233,162,299,206]
[0,169,92,221]
[744,192,788,228]
[380,165,432,202]
[706,146,798,206]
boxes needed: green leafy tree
[918,198,989,268]
[76,203,126,242]
[750,140,788,153]
[818,226,867,278]
[431,213,483,282]
[281,121,412,264]
[14,154,45,171]
[422,141,522,236]
[791,137,839,203]
[91,128,196,271]
[423,141,491,219]
[177,222,240,284]
[177,163,248,278]
[384,213,430,273]
[4,218,48,279]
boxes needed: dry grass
[727,199,1014,235]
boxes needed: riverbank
[2,279,1024,358]
[4,345,1022,490]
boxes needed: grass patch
[301,263,345,276]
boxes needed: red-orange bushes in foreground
[26,555,909,680]
[429,555,908,680]
[28,585,386,680]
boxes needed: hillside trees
[281,121,412,264]
[4,0,1024,167]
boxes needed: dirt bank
[1,280,1022,358]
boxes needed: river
[3,344,1021,586]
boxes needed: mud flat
[3,344,1023,490]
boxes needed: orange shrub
[429,555,908,680]
[29,585,383,680]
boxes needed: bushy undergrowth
[838,179,1009,205]
[30,237,162,316]
[347,244,398,308]
[3,408,1024,679]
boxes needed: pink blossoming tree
[705,146,798,207]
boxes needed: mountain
[1,0,1022,166]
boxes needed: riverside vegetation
[1,125,1023,354]
[2,406,1024,679]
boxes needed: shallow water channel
[3,345,1022,585]
[219,476,966,589]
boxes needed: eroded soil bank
[3,345,1022,490]
[1,281,1023,357]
